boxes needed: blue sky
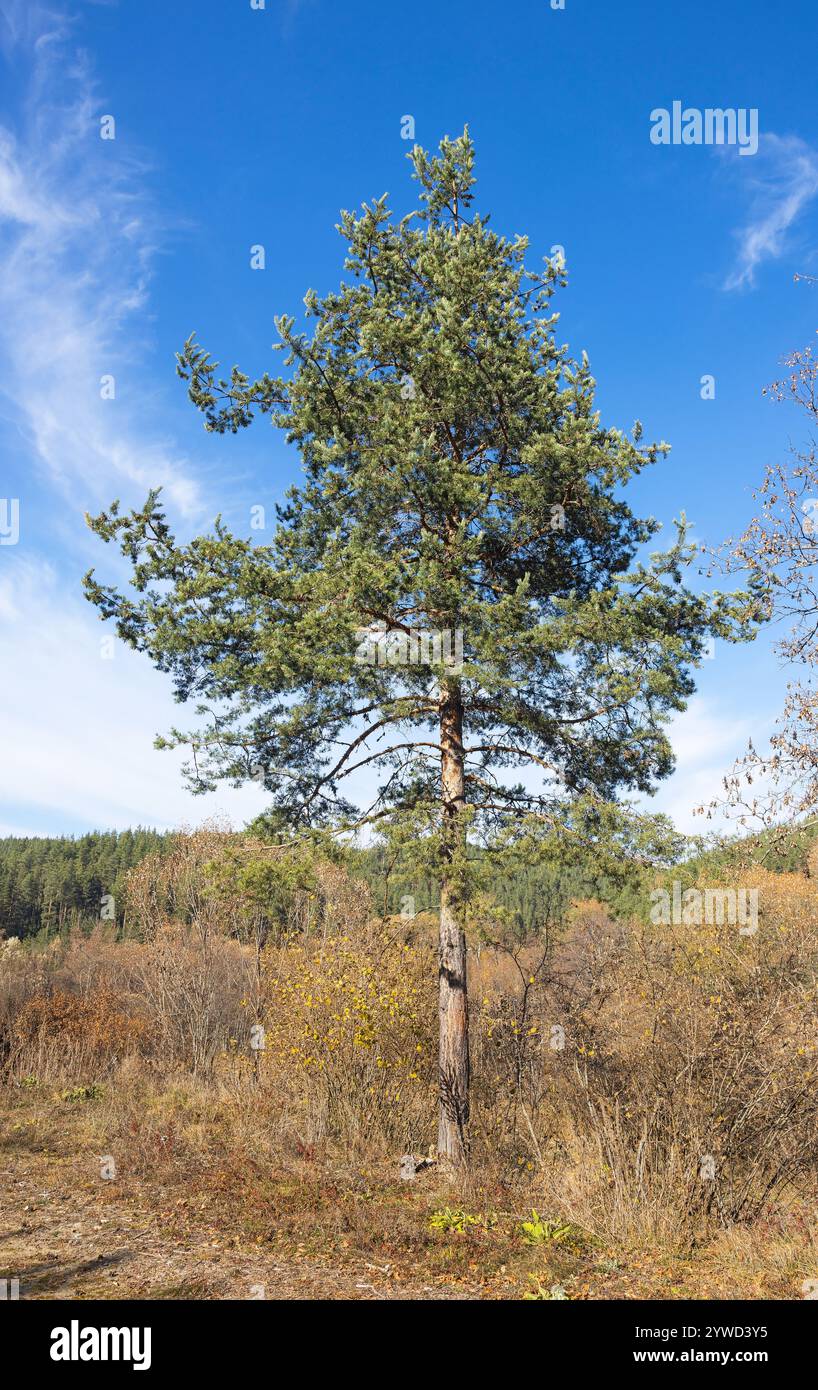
[1,0,817,837]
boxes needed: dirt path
[0,1152,481,1301]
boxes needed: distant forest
[0,830,170,939]
[355,844,606,934]
[0,830,605,942]
[2,820,814,943]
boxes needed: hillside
[3,819,817,943]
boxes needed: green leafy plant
[429,1206,496,1234]
[60,1084,104,1104]
[520,1210,576,1247]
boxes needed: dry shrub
[125,824,373,950]
[469,874,818,1241]
[125,821,240,942]
[259,923,435,1154]
[0,927,145,1081]
[8,985,148,1081]
[309,859,373,939]
[134,926,253,1075]
[0,936,49,1046]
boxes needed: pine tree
[83,130,756,1161]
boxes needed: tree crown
[84,130,757,865]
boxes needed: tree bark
[438,678,470,1163]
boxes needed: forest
[0,831,170,939]
[0,828,621,941]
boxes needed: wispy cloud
[724,132,818,291]
[0,0,69,59]
[646,695,762,836]
[0,559,269,832]
[0,4,224,835]
[0,1,202,516]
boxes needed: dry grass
[2,854,818,1299]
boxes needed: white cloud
[646,696,760,835]
[0,560,269,833]
[0,2,203,518]
[0,3,225,835]
[723,133,818,291]
[0,0,69,60]
[0,552,769,838]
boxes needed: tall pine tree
[84,131,756,1160]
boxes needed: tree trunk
[438,679,470,1163]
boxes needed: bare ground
[1,1148,489,1300]
[2,1096,814,1302]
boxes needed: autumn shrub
[521,873,818,1238]
[7,985,149,1081]
[0,935,48,1057]
[0,928,145,1081]
[133,925,252,1076]
[125,824,373,950]
[124,821,245,942]
[258,924,435,1153]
